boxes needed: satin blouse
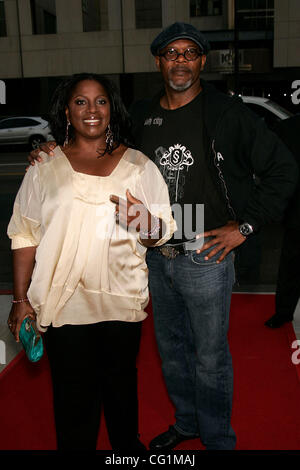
[7,146,175,331]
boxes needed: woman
[7,73,175,451]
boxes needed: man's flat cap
[150,22,210,56]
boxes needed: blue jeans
[146,244,236,450]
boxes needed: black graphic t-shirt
[139,92,230,243]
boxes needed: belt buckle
[160,246,179,259]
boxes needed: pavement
[0,293,23,373]
[0,147,34,372]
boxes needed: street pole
[16,0,27,113]
[16,0,24,79]
[120,0,125,74]
[119,0,133,107]
[234,0,239,94]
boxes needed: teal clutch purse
[19,317,44,362]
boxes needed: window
[0,118,40,129]
[135,0,162,29]
[190,0,222,17]
[0,0,7,37]
[31,0,57,35]
[82,0,102,32]
[16,118,40,127]
[235,0,274,31]
[0,119,13,130]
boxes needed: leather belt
[158,245,185,259]
[156,238,203,259]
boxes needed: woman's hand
[7,301,36,343]
[110,190,163,246]
[9,246,37,341]
[110,189,151,232]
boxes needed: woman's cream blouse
[7,146,175,331]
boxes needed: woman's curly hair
[48,73,135,153]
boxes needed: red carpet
[0,293,300,450]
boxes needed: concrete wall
[0,0,231,79]
[2,0,296,79]
[274,0,300,67]
[0,0,125,78]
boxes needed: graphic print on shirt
[154,144,194,203]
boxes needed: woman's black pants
[44,320,142,451]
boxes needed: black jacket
[272,114,300,229]
[130,80,298,232]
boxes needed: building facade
[0,0,299,115]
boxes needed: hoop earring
[105,124,114,152]
[64,120,70,147]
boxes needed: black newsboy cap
[150,22,210,56]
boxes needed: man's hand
[196,220,246,263]
[27,141,57,167]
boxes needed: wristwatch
[238,222,254,237]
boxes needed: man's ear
[200,55,207,71]
[155,56,161,71]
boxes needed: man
[129,22,297,451]
[29,23,297,450]
[264,114,300,328]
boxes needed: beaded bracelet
[140,215,160,238]
[12,298,29,304]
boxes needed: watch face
[239,223,253,236]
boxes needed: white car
[0,116,53,149]
[241,96,293,129]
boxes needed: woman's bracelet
[140,215,160,238]
[11,298,29,304]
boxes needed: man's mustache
[169,66,191,74]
